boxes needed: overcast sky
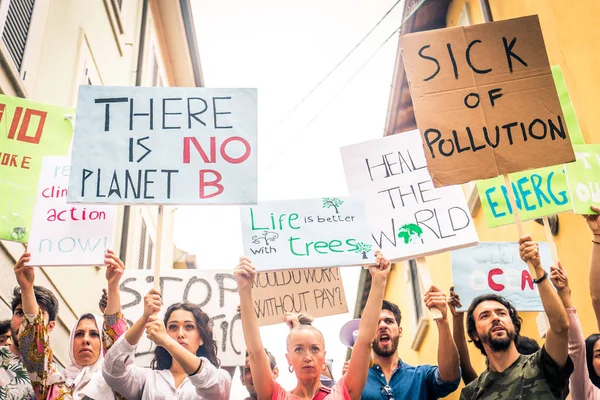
[179,1,403,397]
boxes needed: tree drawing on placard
[251,231,280,246]
[397,224,423,244]
[11,226,26,241]
[354,242,372,259]
[322,197,343,214]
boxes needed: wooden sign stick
[153,205,164,291]
[542,216,560,267]
[416,258,443,320]
[503,175,537,276]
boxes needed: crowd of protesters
[1,207,600,399]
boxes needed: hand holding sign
[448,286,463,318]
[368,251,391,283]
[145,315,170,348]
[424,286,448,320]
[549,262,569,292]
[234,257,256,291]
[144,289,162,318]
[583,205,600,235]
[105,249,125,288]
[518,235,542,277]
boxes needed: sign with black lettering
[120,269,244,367]
[253,267,348,326]
[67,86,257,204]
[341,130,478,261]
[399,15,575,187]
[240,197,374,271]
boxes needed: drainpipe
[479,0,493,22]
[120,0,148,262]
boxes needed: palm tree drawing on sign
[354,242,372,259]
[322,197,344,214]
[398,223,423,244]
[251,231,280,246]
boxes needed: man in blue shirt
[361,286,461,399]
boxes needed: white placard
[240,197,374,271]
[67,86,257,204]
[27,156,116,266]
[451,242,552,312]
[120,269,244,367]
[341,130,478,261]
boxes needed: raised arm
[448,287,478,385]
[584,204,600,330]
[124,289,161,346]
[550,261,589,400]
[425,285,460,383]
[234,257,275,399]
[345,252,390,400]
[145,316,205,374]
[103,250,128,351]
[13,252,54,399]
[519,234,569,366]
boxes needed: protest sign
[477,66,582,227]
[451,242,553,311]
[27,157,116,266]
[68,86,257,205]
[253,267,348,326]
[0,95,74,242]
[566,145,600,214]
[552,66,584,145]
[399,15,575,187]
[341,130,478,261]
[120,269,244,366]
[477,166,570,227]
[240,197,374,271]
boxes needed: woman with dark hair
[586,334,600,389]
[235,252,390,400]
[102,289,231,399]
[13,250,128,399]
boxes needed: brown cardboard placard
[252,267,348,326]
[399,15,575,187]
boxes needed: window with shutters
[0,0,49,95]
[103,0,126,55]
[406,260,429,350]
[1,0,36,73]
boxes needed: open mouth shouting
[379,332,391,346]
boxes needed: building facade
[0,0,202,366]
[357,1,600,398]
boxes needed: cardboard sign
[240,197,374,271]
[566,145,600,214]
[68,86,257,205]
[253,267,348,326]
[399,16,575,187]
[120,269,244,367]
[0,95,74,242]
[451,242,553,311]
[341,130,478,261]
[27,157,116,266]
[477,66,582,227]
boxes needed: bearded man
[460,234,574,399]
[360,286,461,399]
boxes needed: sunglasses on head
[380,385,395,399]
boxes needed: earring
[288,365,294,373]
